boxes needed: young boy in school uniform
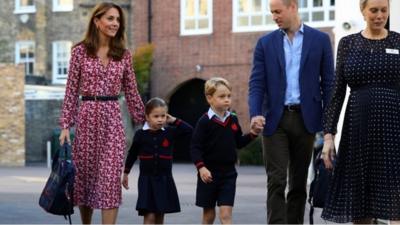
[190,77,259,224]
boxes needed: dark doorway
[169,78,208,161]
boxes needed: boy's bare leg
[79,205,93,224]
[202,207,216,224]
[219,205,233,224]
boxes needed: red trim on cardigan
[195,161,205,169]
[139,155,173,160]
[159,155,173,160]
[174,119,181,125]
[139,155,154,159]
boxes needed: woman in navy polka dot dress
[321,0,400,223]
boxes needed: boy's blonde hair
[204,77,232,96]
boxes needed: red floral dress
[60,44,145,209]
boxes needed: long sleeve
[248,38,267,118]
[323,37,349,134]
[190,118,207,169]
[122,50,145,124]
[171,119,193,140]
[320,33,335,108]
[124,131,141,174]
[59,46,82,129]
[233,116,256,149]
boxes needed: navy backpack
[39,143,75,224]
[308,135,334,224]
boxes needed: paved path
[0,164,328,224]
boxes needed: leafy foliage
[132,43,155,98]
[238,136,263,165]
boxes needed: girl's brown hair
[145,97,168,115]
[76,2,126,60]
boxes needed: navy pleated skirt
[136,174,180,216]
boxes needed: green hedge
[238,136,263,165]
[133,43,154,97]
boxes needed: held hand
[122,173,129,190]
[199,167,213,183]
[166,114,176,124]
[321,138,336,170]
[250,116,265,134]
[250,127,260,136]
[59,129,71,145]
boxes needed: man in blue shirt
[248,0,334,223]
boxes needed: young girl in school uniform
[122,97,193,224]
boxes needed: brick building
[0,0,133,84]
[0,64,25,166]
[132,0,335,160]
[132,0,335,127]
[2,0,398,165]
[0,0,133,164]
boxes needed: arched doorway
[168,78,208,161]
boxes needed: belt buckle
[287,104,296,112]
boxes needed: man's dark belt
[81,96,119,101]
[284,104,301,112]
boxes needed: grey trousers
[262,110,315,224]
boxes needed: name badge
[386,48,399,54]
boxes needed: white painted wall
[25,85,66,100]
[391,0,400,32]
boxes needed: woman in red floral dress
[59,2,144,224]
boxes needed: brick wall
[0,1,17,63]
[132,0,334,131]
[0,64,25,166]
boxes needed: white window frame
[298,0,335,27]
[52,41,72,85]
[232,0,275,32]
[14,0,36,14]
[52,0,73,12]
[180,0,213,36]
[232,0,335,33]
[15,41,35,75]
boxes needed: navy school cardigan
[124,119,193,175]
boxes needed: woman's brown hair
[75,2,126,60]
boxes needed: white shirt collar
[142,122,165,131]
[207,108,231,123]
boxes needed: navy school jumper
[190,113,257,171]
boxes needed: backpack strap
[309,203,314,224]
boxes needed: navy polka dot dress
[322,31,400,223]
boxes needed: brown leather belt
[284,104,301,112]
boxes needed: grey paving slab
[0,164,331,224]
